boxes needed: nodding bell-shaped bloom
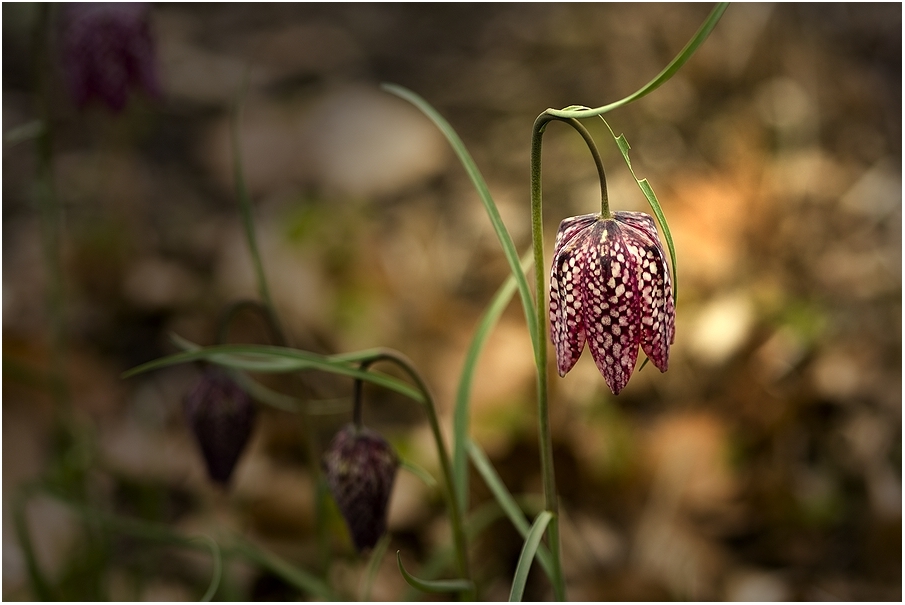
[183,368,256,485]
[60,3,160,112]
[549,211,675,395]
[322,424,399,553]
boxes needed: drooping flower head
[322,424,399,552]
[549,211,675,395]
[183,368,256,485]
[59,3,160,111]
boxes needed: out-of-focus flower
[322,424,399,552]
[549,211,675,395]
[183,368,256,485]
[59,3,160,111]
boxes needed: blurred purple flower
[59,2,160,111]
[549,211,675,395]
[183,368,256,485]
[322,424,399,552]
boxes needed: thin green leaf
[395,551,474,595]
[209,352,301,372]
[360,534,391,601]
[5,120,45,146]
[509,511,553,602]
[400,459,438,489]
[468,440,530,534]
[193,535,223,602]
[233,535,340,600]
[170,333,305,411]
[467,440,554,579]
[169,331,201,352]
[39,488,340,601]
[122,344,423,404]
[230,371,304,412]
[382,84,539,358]
[599,120,678,304]
[453,250,534,514]
[615,133,631,156]
[399,500,512,600]
[400,494,549,601]
[546,2,729,118]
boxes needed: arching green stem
[529,111,611,601]
[529,112,560,599]
[563,116,610,218]
[355,348,473,600]
[351,358,381,430]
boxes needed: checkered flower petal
[549,214,598,376]
[583,219,643,394]
[549,211,675,394]
[614,211,675,372]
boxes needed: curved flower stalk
[549,211,675,394]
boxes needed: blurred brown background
[3,3,901,601]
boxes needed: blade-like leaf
[207,352,301,372]
[468,440,554,579]
[468,440,530,534]
[399,459,438,489]
[39,488,341,601]
[400,499,501,601]
[545,2,729,118]
[401,495,547,601]
[193,535,223,602]
[169,331,201,352]
[601,121,678,304]
[509,511,553,602]
[122,344,423,404]
[396,551,474,595]
[230,371,304,412]
[5,119,45,146]
[233,535,340,600]
[453,251,534,513]
[382,84,539,359]
[360,534,391,602]
[171,333,353,392]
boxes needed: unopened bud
[183,368,256,485]
[322,424,399,552]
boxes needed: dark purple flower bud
[59,3,160,112]
[322,424,399,553]
[549,211,675,395]
[183,368,256,485]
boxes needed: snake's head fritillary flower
[60,3,160,112]
[183,368,256,485]
[322,424,399,553]
[549,211,675,395]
